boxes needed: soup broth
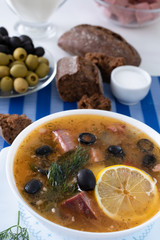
[13,115,160,232]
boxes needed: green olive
[8,54,14,64]
[14,78,28,93]
[38,57,49,65]
[1,76,13,92]
[25,54,38,70]
[10,64,28,78]
[35,63,49,78]
[13,48,27,61]
[0,66,10,78]
[26,71,39,86]
[0,53,9,65]
[10,60,25,68]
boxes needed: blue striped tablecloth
[0,76,160,151]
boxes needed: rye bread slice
[56,56,103,102]
[58,24,141,66]
[0,114,32,144]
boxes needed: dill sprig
[0,211,29,240]
[47,145,89,197]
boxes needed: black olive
[24,179,42,194]
[0,34,4,44]
[142,154,156,169]
[19,35,33,44]
[78,133,97,145]
[2,35,10,45]
[0,27,8,36]
[35,145,53,156]
[9,36,22,49]
[0,44,10,53]
[77,169,96,191]
[108,145,124,158]
[37,167,48,175]
[137,139,154,153]
[34,47,45,57]
[23,40,34,54]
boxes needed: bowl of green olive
[0,27,56,98]
[0,49,56,98]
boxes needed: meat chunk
[109,3,136,25]
[129,0,157,4]
[107,123,126,134]
[118,8,135,24]
[0,114,32,144]
[150,2,160,9]
[152,163,160,172]
[61,192,97,219]
[135,3,154,24]
[78,93,111,111]
[89,148,104,163]
[52,130,77,153]
[102,0,160,25]
[104,0,116,3]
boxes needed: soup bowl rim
[6,109,160,238]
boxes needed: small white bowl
[111,65,152,105]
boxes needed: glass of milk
[5,0,67,39]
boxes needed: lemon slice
[95,165,159,223]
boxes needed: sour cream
[114,69,148,89]
[111,65,152,105]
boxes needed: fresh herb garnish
[29,162,37,172]
[0,211,29,240]
[47,146,89,198]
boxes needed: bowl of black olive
[6,109,160,240]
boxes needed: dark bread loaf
[85,52,125,83]
[56,56,103,102]
[58,24,141,66]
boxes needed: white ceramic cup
[6,109,160,240]
[111,65,152,105]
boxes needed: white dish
[0,49,56,98]
[5,109,160,240]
